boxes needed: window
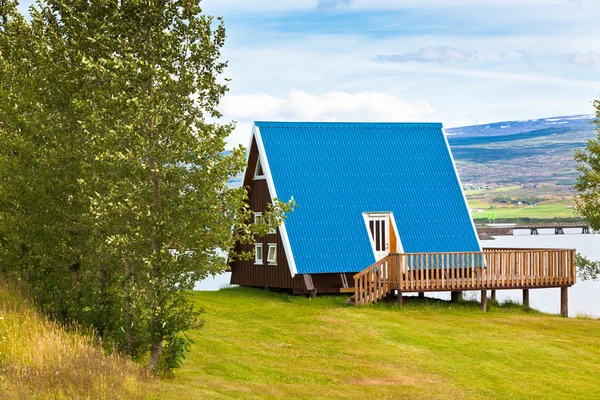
[254,243,263,265]
[267,244,277,265]
[254,212,276,234]
[254,159,265,179]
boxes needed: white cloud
[220,90,435,148]
[566,51,600,67]
[377,46,474,64]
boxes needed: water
[195,229,600,318]
[481,229,600,318]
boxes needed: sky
[17,0,600,148]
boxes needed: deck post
[560,287,568,317]
[490,290,497,301]
[523,289,529,307]
[397,291,403,307]
[451,291,462,303]
[480,290,487,312]
[418,291,425,298]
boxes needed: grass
[0,281,153,399]
[155,288,600,400]
[468,201,578,219]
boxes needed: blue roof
[255,121,481,275]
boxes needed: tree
[0,0,91,320]
[1,0,292,372]
[574,97,600,281]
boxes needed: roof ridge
[254,121,443,128]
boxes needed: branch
[577,253,600,281]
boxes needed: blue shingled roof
[255,121,481,275]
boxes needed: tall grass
[0,281,152,399]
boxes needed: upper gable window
[254,158,265,180]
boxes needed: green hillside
[446,116,597,221]
[155,288,600,400]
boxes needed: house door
[366,214,390,261]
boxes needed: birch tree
[574,98,600,281]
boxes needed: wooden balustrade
[353,249,577,306]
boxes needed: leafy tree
[0,0,91,320]
[574,98,600,281]
[1,0,293,372]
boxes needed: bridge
[477,223,591,236]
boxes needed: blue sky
[17,0,600,147]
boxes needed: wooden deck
[353,248,577,310]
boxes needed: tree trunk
[149,341,162,371]
[96,264,106,342]
[147,25,164,371]
[124,260,135,355]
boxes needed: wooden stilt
[561,287,568,317]
[451,291,462,303]
[523,289,529,307]
[481,290,487,312]
[418,291,425,298]
[310,289,317,300]
[491,290,497,301]
[397,291,403,307]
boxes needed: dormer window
[254,158,265,180]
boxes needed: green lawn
[155,288,600,400]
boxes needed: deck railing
[353,248,577,306]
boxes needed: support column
[451,291,463,303]
[481,290,487,312]
[561,287,568,317]
[418,291,425,298]
[310,289,317,300]
[523,289,529,308]
[397,291,403,307]
[490,290,497,301]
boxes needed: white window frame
[253,158,265,180]
[267,243,277,265]
[254,243,263,265]
[362,212,403,262]
[254,211,276,234]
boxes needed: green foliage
[574,99,600,230]
[576,253,600,281]
[492,196,543,205]
[158,332,196,374]
[0,0,292,372]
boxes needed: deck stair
[352,248,577,306]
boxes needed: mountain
[446,115,596,188]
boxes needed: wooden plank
[561,286,568,317]
[523,289,529,307]
[425,254,429,290]
[436,254,440,290]
[471,253,476,288]
[419,254,423,291]
[481,290,487,312]
[440,254,445,289]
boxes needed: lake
[195,229,600,318]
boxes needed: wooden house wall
[230,137,306,291]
